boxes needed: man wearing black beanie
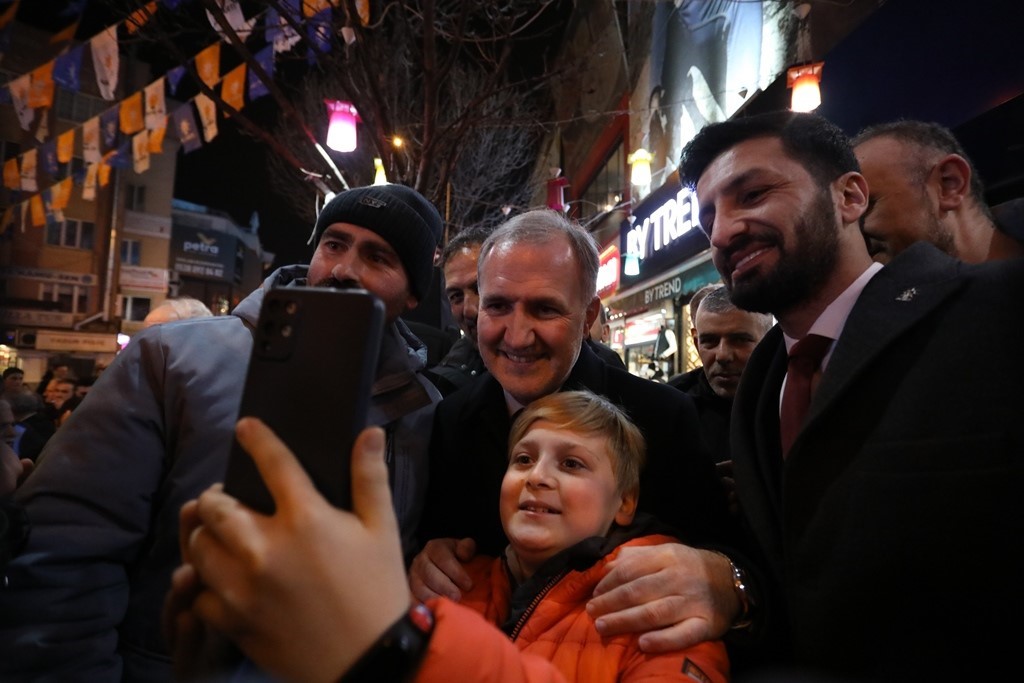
[0,184,444,682]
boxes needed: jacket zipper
[509,569,568,642]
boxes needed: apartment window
[55,89,107,123]
[46,219,96,249]
[121,239,142,266]
[125,184,146,211]
[121,295,151,322]
[40,283,89,315]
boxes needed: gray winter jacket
[0,266,440,682]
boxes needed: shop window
[121,239,142,266]
[46,219,96,250]
[40,283,90,315]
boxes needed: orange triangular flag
[220,63,246,113]
[126,1,158,34]
[148,123,167,153]
[57,129,76,163]
[120,91,145,134]
[195,43,221,88]
[3,158,19,190]
[28,62,56,109]
[30,195,46,227]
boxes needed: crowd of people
[1,112,1022,683]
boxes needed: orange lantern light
[787,62,824,113]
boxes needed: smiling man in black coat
[412,209,746,654]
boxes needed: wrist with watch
[710,551,757,631]
[339,602,435,683]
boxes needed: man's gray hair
[480,209,600,298]
[696,285,774,335]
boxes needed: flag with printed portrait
[83,116,101,163]
[54,44,84,91]
[28,61,56,109]
[172,105,202,153]
[20,149,37,192]
[144,78,167,130]
[100,107,119,149]
[195,43,221,88]
[306,6,333,54]
[40,139,59,176]
[8,73,34,130]
[248,45,274,100]
[120,91,144,134]
[148,123,166,153]
[57,129,75,163]
[83,162,98,200]
[91,27,119,100]
[194,92,218,142]
[167,65,186,95]
[268,1,302,54]
[221,63,246,113]
[133,130,150,173]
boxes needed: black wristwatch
[340,603,435,683]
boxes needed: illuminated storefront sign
[597,245,620,299]
[624,186,699,262]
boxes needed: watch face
[408,603,435,633]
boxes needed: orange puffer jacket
[435,533,729,683]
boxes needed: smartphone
[223,287,385,514]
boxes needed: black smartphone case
[223,287,385,513]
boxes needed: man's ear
[614,487,638,526]
[933,154,971,211]
[584,295,601,332]
[836,171,870,225]
[404,294,419,313]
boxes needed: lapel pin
[895,288,917,302]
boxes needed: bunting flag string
[1,0,333,233]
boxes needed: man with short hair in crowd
[669,285,772,463]
[412,209,741,655]
[425,225,493,396]
[852,119,1024,263]
[1,367,25,401]
[0,184,444,682]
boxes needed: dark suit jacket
[732,243,1024,680]
[419,343,737,556]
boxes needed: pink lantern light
[325,100,359,152]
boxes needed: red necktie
[780,334,832,457]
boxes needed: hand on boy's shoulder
[410,537,478,602]
[587,543,738,653]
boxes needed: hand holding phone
[223,287,385,513]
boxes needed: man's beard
[726,189,840,316]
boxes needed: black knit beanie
[309,184,443,300]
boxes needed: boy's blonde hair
[508,390,646,495]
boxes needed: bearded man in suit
[675,110,1024,680]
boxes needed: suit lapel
[732,327,788,572]
[800,245,965,437]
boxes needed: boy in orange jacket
[452,390,729,682]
